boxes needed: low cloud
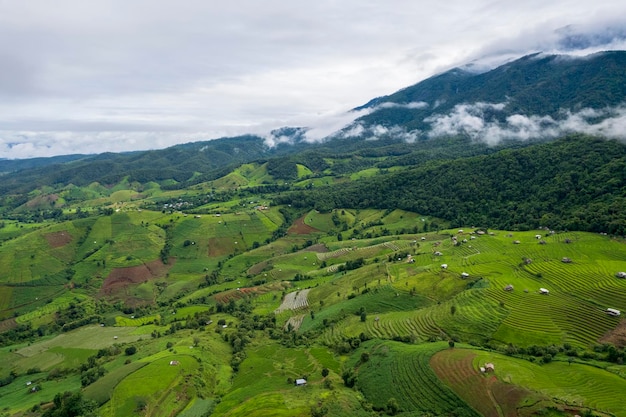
[335,122,421,143]
[377,101,429,110]
[0,131,227,159]
[426,102,626,144]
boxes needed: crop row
[389,343,479,415]
[274,289,310,314]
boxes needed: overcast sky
[1,0,625,159]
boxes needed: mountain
[1,51,626,200]
[3,51,626,417]
[351,50,626,139]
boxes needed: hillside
[1,50,626,417]
[1,202,626,416]
[355,51,626,134]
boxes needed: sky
[1,1,626,159]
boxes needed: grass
[4,205,626,417]
[212,342,322,416]
[0,373,82,414]
[101,355,199,417]
[84,361,148,405]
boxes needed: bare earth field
[287,215,319,235]
[44,230,72,248]
[100,259,172,297]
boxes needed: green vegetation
[1,118,626,417]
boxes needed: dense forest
[277,135,626,233]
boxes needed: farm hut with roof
[616,272,626,279]
[539,288,550,295]
[607,308,621,317]
[295,378,307,386]
[504,284,514,291]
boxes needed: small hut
[504,284,514,292]
[561,257,572,263]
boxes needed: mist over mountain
[1,50,626,196]
[343,51,626,144]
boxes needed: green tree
[42,391,98,417]
[387,397,400,415]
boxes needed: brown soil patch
[100,258,173,297]
[213,282,289,304]
[288,215,319,235]
[26,194,59,209]
[208,237,232,257]
[600,318,626,347]
[248,260,271,276]
[44,230,73,248]
[302,243,328,253]
[214,287,259,304]
[431,350,530,417]
[0,317,17,333]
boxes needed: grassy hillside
[1,136,626,416]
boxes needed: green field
[2,203,626,417]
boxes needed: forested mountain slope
[279,135,626,233]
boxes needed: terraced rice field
[431,348,535,417]
[356,341,480,416]
[471,349,626,416]
[274,289,310,313]
[321,287,506,346]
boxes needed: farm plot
[284,314,305,331]
[102,355,199,417]
[213,342,319,416]
[431,348,536,417]
[471,349,626,416]
[355,341,479,416]
[274,289,310,313]
[322,288,506,346]
[15,325,144,357]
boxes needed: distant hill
[278,135,626,234]
[0,51,625,201]
[353,50,626,135]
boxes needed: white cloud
[378,102,429,110]
[426,103,626,144]
[0,1,625,158]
